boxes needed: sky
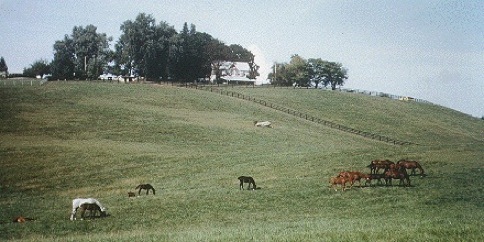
[1,0,483,117]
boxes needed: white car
[98,73,118,81]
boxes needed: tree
[322,61,348,90]
[71,25,112,79]
[268,62,292,86]
[206,38,231,83]
[23,59,51,78]
[308,58,328,89]
[51,35,75,79]
[286,55,310,87]
[0,57,8,78]
[51,25,112,80]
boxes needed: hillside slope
[0,82,482,241]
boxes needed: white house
[210,61,254,85]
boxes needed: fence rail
[186,84,415,146]
[0,78,48,86]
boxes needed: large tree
[269,62,292,86]
[308,58,328,89]
[51,25,111,80]
[322,61,348,90]
[286,55,310,87]
[51,35,75,79]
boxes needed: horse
[12,216,35,223]
[238,176,257,190]
[329,176,348,191]
[367,159,394,174]
[78,203,105,219]
[135,184,155,195]
[337,171,368,188]
[70,198,107,221]
[396,159,425,176]
[254,121,272,128]
[384,164,411,187]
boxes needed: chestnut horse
[367,159,394,174]
[384,164,411,187]
[397,159,425,176]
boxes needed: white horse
[70,198,107,220]
[254,121,272,128]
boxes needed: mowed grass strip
[0,82,482,241]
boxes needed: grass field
[1,82,483,241]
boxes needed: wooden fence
[186,85,415,146]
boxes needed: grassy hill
[0,82,483,241]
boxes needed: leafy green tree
[286,55,309,87]
[322,61,348,90]
[118,13,158,78]
[23,59,51,78]
[269,62,292,86]
[51,25,111,80]
[308,58,328,89]
[51,35,75,79]
[170,23,213,82]
[71,25,112,79]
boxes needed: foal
[135,184,156,195]
[238,176,257,190]
[79,203,106,220]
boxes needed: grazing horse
[338,171,368,188]
[135,184,155,195]
[364,173,385,186]
[79,203,105,219]
[70,198,107,220]
[367,159,394,174]
[329,176,348,191]
[396,159,425,176]
[384,164,411,187]
[238,176,257,190]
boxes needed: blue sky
[1,0,482,117]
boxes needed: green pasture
[0,82,483,241]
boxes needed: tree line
[14,12,349,88]
[269,55,348,89]
[22,13,258,83]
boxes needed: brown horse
[79,203,107,220]
[367,159,394,174]
[12,216,35,223]
[329,176,348,191]
[238,176,257,190]
[135,184,156,195]
[384,164,411,186]
[397,159,425,176]
[338,171,368,188]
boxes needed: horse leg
[152,188,155,195]
[138,188,142,195]
[70,208,77,221]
